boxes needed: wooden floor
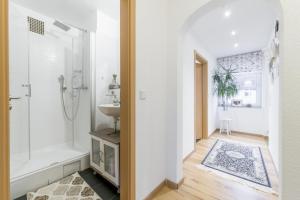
[152,132,279,200]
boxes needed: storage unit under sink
[89,129,120,188]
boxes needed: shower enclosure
[9,2,91,188]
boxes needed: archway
[169,0,283,197]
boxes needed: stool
[219,118,232,135]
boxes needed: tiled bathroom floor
[15,168,120,200]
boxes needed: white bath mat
[27,172,102,200]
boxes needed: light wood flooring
[152,132,279,200]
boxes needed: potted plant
[213,67,238,110]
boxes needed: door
[102,140,119,186]
[28,25,70,150]
[195,63,203,140]
[9,6,30,175]
[91,136,102,172]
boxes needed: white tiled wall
[94,6,120,131]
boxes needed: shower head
[53,20,70,31]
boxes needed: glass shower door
[9,3,88,181]
[9,5,30,179]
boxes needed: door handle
[9,96,22,111]
[9,97,22,101]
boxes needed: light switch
[139,90,146,100]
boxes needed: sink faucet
[112,95,120,106]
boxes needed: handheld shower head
[58,75,66,92]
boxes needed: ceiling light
[231,30,237,36]
[224,10,231,18]
[234,43,239,48]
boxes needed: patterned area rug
[201,139,271,187]
[27,172,102,200]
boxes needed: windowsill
[218,105,262,109]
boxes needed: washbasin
[98,104,120,118]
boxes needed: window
[224,72,262,107]
[217,51,264,108]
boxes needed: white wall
[136,0,168,199]
[217,107,268,135]
[268,75,280,170]
[268,76,280,171]
[182,32,218,159]
[263,30,280,171]
[94,6,120,131]
[279,0,300,198]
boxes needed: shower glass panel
[9,6,30,174]
[29,22,75,152]
[9,3,89,181]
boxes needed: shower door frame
[1,0,136,199]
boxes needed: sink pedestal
[113,117,119,133]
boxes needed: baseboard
[216,129,268,139]
[144,178,184,199]
[233,130,268,139]
[165,178,184,190]
[210,129,219,135]
[183,150,195,162]
[144,180,166,200]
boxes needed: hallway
[153,132,279,200]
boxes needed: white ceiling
[190,0,278,58]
